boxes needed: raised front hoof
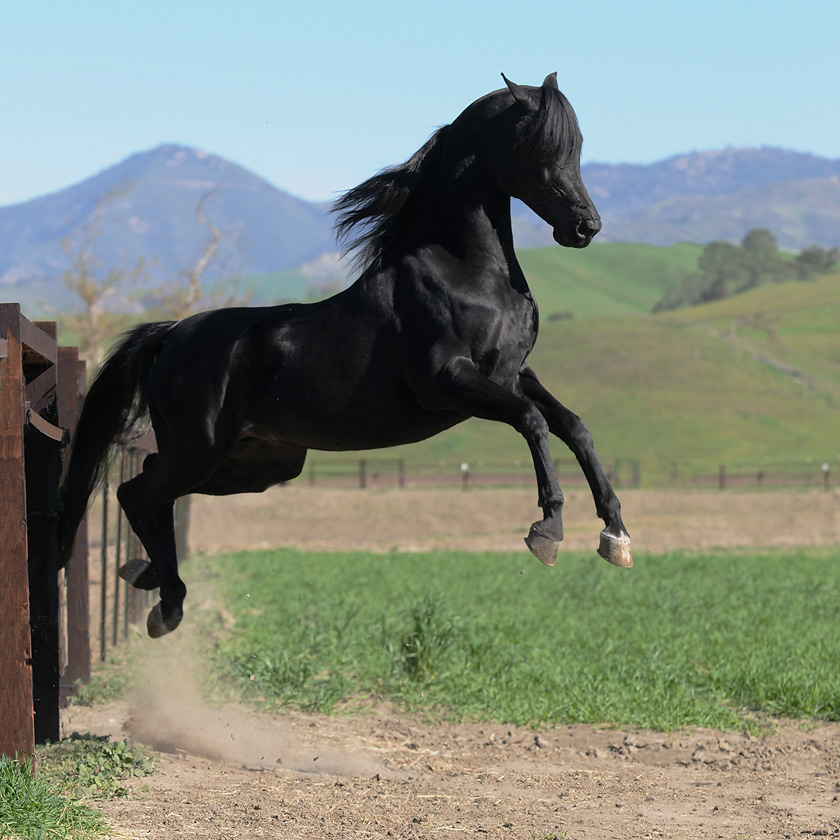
[147,602,183,639]
[524,523,561,567]
[597,530,633,568]
[119,557,151,586]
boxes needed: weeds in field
[0,754,107,840]
[385,595,459,682]
[205,545,840,730]
[0,735,157,839]
[38,733,157,799]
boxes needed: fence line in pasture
[303,456,835,492]
[668,460,835,491]
[307,456,640,491]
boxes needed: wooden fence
[668,461,835,491]
[0,304,187,761]
[304,456,835,492]
[306,457,641,490]
[0,303,87,759]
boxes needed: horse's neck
[413,170,530,296]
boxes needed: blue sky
[3,0,838,206]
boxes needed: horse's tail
[58,321,175,566]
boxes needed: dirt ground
[62,487,840,839]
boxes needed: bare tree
[146,186,251,320]
[61,183,149,364]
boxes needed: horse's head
[491,73,601,249]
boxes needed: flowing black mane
[332,125,449,275]
[333,78,581,276]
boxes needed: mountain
[2,144,840,311]
[0,144,337,290]
[513,147,840,251]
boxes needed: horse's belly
[247,401,466,452]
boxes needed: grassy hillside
[520,241,701,318]
[663,271,840,402]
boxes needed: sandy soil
[185,485,840,557]
[61,487,840,840]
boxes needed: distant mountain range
[2,143,839,308]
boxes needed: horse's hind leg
[116,466,191,638]
[117,454,164,591]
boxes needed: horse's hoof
[119,557,151,586]
[524,523,560,567]
[597,530,633,568]
[147,603,183,639]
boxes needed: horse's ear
[542,72,559,90]
[502,73,538,113]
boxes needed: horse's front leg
[519,365,632,568]
[418,358,566,566]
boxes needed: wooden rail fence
[0,303,87,759]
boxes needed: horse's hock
[0,302,88,760]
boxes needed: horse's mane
[332,125,449,275]
[333,82,579,276]
[524,87,581,166]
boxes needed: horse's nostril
[577,217,602,238]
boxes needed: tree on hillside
[652,229,837,313]
[794,244,840,278]
[142,186,251,320]
[741,228,778,253]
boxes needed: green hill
[520,242,701,319]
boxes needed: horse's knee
[517,404,550,441]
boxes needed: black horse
[59,73,632,639]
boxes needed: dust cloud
[124,618,385,777]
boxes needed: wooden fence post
[0,304,35,760]
[25,320,63,745]
[58,347,90,702]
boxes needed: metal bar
[25,405,67,443]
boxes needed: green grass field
[203,545,840,732]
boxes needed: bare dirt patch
[185,485,840,557]
[66,487,840,839]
